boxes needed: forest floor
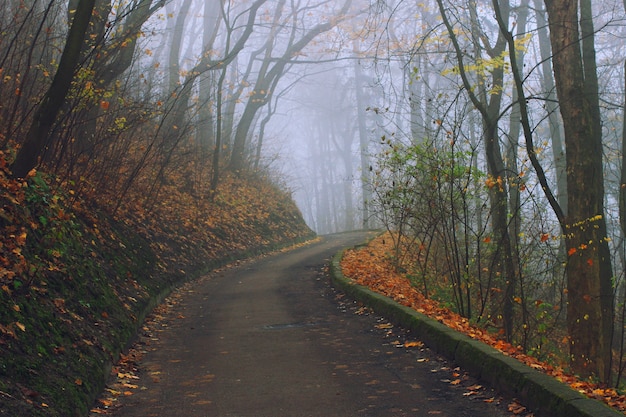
[340,234,626,415]
[0,149,313,417]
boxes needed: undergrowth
[0,151,313,416]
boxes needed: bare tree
[436,0,519,341]
[11,0,96,178]
[229,0,354,172]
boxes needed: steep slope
[0,151,313,417]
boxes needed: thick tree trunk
[545,0,614,382]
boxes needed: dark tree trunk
[545,0,614,382]
[11,0,96,178]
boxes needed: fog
[153,0,383,234]
[5,0,626,238]
[6,0,626,381]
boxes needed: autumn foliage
[0,147,312,416]
[340,233,626,413]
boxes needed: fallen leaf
[508,401,526,414]
[98,398,114,406]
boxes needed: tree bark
[11,0,96,178]
[545,0,614,382]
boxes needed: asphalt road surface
[97,231,523,417]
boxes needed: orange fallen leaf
[508,401,526,414]
[98,398,114,406]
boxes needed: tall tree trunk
[196,1,221,153]
[617,58,626,386]
[167,0,193,92]
[545,0,614,382]
[436,0,519,339]
[340,124,355,231]
[11,0,96,178]
[506,0,530,348]
[533,0,567,212]
[533,0,568,298]
[210,55,228,196]
[354,44,370,230]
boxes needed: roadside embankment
[330,248,623,417]
[0,166,314,417]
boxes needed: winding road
[98,231,519,416]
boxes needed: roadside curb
[330,249,623,417]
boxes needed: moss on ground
[0,171,313,416]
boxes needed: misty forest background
[3,0,626,399]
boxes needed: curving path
[98,231,519,417]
